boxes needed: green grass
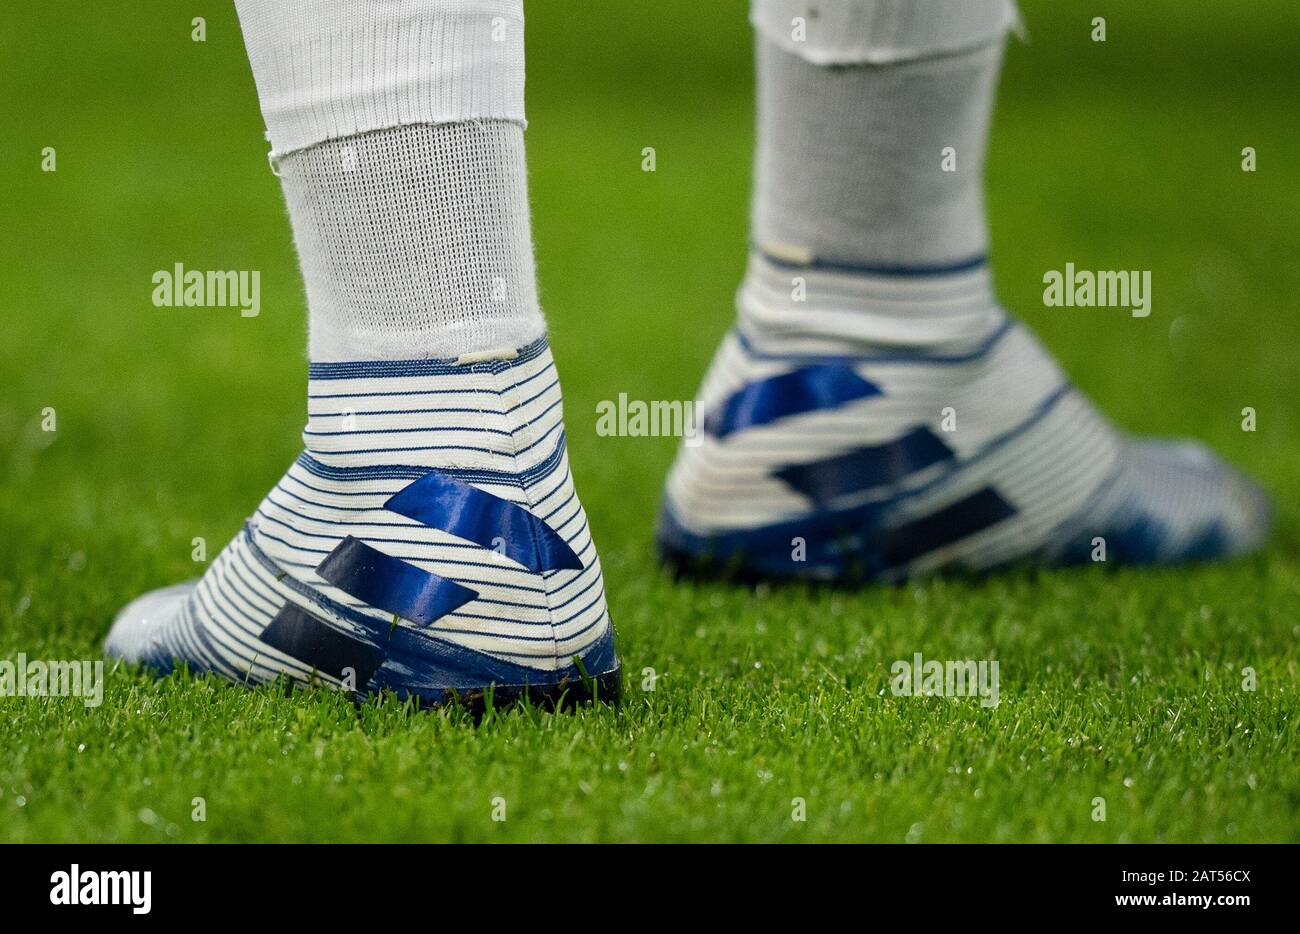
[1,0,1297,842]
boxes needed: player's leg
[106,0,619,705]
[658,0,1269,581]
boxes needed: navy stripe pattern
[705,364,880,438]
[316,536,478,628]
[384,470,583,573]
[260,602,385,686]
[773,426,954,503]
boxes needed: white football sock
[278,123,544,361]
[751,0,1018,272]
[235,0,544,360]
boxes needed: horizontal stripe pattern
[660,265,1131,576]
[146,342,611,685]
[662,253,1268,577]
[667,320,1079,533]
[738,251,1008,354]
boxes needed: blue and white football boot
[657,252,1271,582]
[107,338,620,708]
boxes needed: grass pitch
[0,0,1297,842]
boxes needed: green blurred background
[0,1,1297,842]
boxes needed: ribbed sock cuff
[750,0,1020,65]
[235,0,527,157]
